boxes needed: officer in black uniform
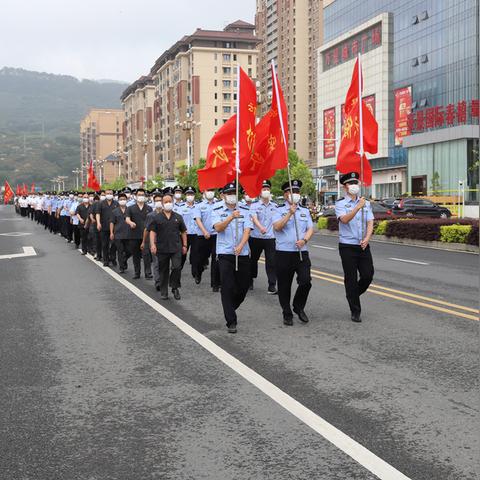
[96,188,118,267]
[110,192,130,273]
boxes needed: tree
[175,158,206,198]
[270,150,315,198]
[145,174,164,191]
[102,176,127,191]
[430,171,441,195]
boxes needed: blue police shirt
[173,201,185,214]
[250,200,277,239]
[178,203,199,235]
[61,199,72,217]
[272,203,313,252]
[126,198,136,207]
[212,204,253,256]
[335,196,374,245]
[70,201,80,225]
[193,200,218,235]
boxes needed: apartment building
[80,109,124,185]
[149,20,260,180]
[120,76,156,183]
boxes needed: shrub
[439,225,472,243]
[317,217,328,229]
[327,216,339,231]
[467,224,479,246]
[374,220,388,236]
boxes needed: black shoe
[145,273,153,279]
[293,308,309,323]
[132,273,140,279]
[227,325,237,334]
[267,286,277,295]
[172,288,181,300]
[195,274,201,285]
[160,293,169,300]
[249,280,254,290]
[111,260,117,267]
[81,252,87,255]
[351,313,362,323]
[212,286,219,292]
[119,268,125,274]
[283,315,293,326]
[94,256,101,261]
[155,284,161,291]
[103,262,109,267]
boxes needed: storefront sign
[407,99,479,133]
[322,23,382,72]
[394,86,412,145]
[323,107,336,159]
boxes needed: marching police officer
[96,188,118,267]
[249,179,277,294]
[143,189,163,290]
[173,185,185,212]
[178,186,199,276]
[212,182,252,334]
[335,172,374,323]
[110,192,130,273]
[272,180,314,326]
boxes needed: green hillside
[0,67,127,189]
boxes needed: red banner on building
[394,86,412,145]
[323,107,336,159]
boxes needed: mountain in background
[0,67,128,188]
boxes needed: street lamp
[72,168,81,189]
[175,115,201,170]
[137,136,155,183]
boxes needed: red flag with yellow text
[336,58,378,186]
[4,180,14,204]
[87,159,101,191]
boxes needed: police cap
[339,172,360,185]
[281,179,302,192]
[184,186,196,194]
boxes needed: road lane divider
[389,258,430,265]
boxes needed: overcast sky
[1,0,256,82]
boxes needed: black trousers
[196,235,220,287]
[72,224,81,247]
[95,229,103,259]
[181,234,198,277]
[339,243,374,315]
[157,251,182,295]
[20,207,27,217]
[129,239,152,276]
[80,226,89,253]
[115,239,130,269]
[101,230,117,264]
[218,255,251,327]
[249,237,277,288]
[275,251,312,318]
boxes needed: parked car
[318,201,393,219]
[393,197,452,218]
[380,197,401,209]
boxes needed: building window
[223,67,231,75]
[214,106,218,112]
[248,68,252,76]
[214,79,217,86]
[214,93,217,99]
[420,54,428,63]
[223,80,231,88]
[215,119,218,126]
[223,93,231,101]
[233,54,237,61]
[223,54,231,62]
[223,106,231,114]
[248,55,252,65]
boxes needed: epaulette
[213,205,223,211]
[238,204,249,211]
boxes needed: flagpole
[357,53,365,241]
[234,64,241,271]
[271,60,302,260]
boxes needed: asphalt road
[0,205,478,480]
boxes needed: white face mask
[105,194,113,201]
[205,191,215,200]
[126,193,131,198]
[244,195,252,202]
[136,196,145,203]
[288,193,301,204]
[100,195,106,201]
[69,194,74,199]
[348,184,360,196]
[186,195,195,203]
[261,190,271,199]
[154,201,163,209]
[225,194,237,205]
[174,192,182,200]
[163,202,173,211]
[83,197,89,203]
[119,199,127,206]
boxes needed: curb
[316,230,479,253]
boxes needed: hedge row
[317,217,479,245]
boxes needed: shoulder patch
[213,205,223,211]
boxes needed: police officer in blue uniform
[178,186,199,276]
[335,172,374,323]
[212,182,252,333]
[172,185,185,212]
[249,179,277,294]
[272,180,314,326]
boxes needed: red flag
[240,63,289,197]
[336,58,378,186]
[30,182,35,193]
[16,184,21,195]
[3,181,14,204]
[197,67,257,191]
[87,160,101,191]
[22,184,28,195]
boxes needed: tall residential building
[255,0,324,166]
[120,76,156,183]
[147,21,260,180]
[80,109,124,186]
[317,0,479,202]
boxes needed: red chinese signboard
[407,99,479,134]
[394,86,412,145]
[323,23,382,71]
[323,107,336,159]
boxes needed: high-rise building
[120,76,156,184]
[317,0,479,202]
[148,21,260,180]
[80,109,124,186]
[255,0,324,166]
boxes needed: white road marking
[85,254,411,480]
[0,246,37,260]
[311,244,336,250]
[0,232,33,237]
[389,257,430,266]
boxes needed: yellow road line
[258,259,479,321]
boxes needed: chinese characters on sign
[323,108,336,159]
[322,23,382,72]
[407,99,479,133]
[394,86,412,145]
